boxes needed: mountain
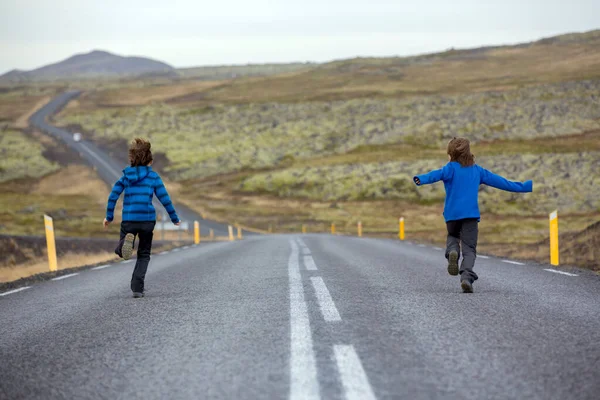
[0,50,175,82]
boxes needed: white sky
[0,0,598,73]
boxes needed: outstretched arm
[106,177,125,223]
[479,166,533,193]
[154,176,180,224]
[414,164,452,186]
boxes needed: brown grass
[0,251,117,283]
[13,96,51,128]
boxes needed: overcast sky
[0,0,598,73]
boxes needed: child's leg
[445,220,461,275]
[459,218,479,283]
[130,221,156,294]
[115,222,131,258]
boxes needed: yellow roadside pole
[237,225,242,240]
[228,225,234,241]
[44,215,58,272]
[331,223,336,235]
[209,229,214,240]
[268,224,273,233]
[549,210,559,266]
[399,217,405,241]
[194,221,200,244]
[302,225,307,234]
[358,221,362,237]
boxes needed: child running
[103,138,180,298]
[413,137,532,293]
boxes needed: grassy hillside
[47,29,600,269]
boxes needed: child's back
[413,137,532,293]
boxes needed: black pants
[446,218,479,283]
[116,221,156,293]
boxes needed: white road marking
[310,277,341,322]
[51,273,79,281]
[172,248,181,252]
[92,264,112,271]
[433,247,443,251]
[544,269,578,277]
[479,255,490,259]
[502,260,525,265]
[122,260,134,264]
[302,247,311,255]
[296,238,307,248]
[418,244,427,248]
[288,240,320,400]
[159,251,169,255]
[304,255,318,271]
[334,345,377,400]
[0,287,31,297]
[182,246,190,250]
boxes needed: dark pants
[446,218,479,283]
[116,221,156,293]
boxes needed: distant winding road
[28,91,241,236]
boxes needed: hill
[0,50,175,82]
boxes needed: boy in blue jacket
[103,138,180,298]
[413,137,532,293]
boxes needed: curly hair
[447,137,475,167]
[129,138,153,167]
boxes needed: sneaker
[121,233,135,260]
[447,250,459,276]
[132,292,144,298]
[461,280,473,293]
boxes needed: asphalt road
[29,92,241,237]
[1,235,599,399]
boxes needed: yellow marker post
[549,210,559,266]
[268,224,273,233]
[44,215,58,272]
[358,221,362,238]
[237,225,242,240]
[209,229,214,240]
[302,225,307,234]
[331,223,336,235]
[399,217,405,241]
[194,221,200,244]
[228,225,234,241]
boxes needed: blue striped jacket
[106,166,179,223]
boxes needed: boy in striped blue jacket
[413,137,532,293]
[103,138,180,298]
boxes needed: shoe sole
[122,233,135,260]
[132,292,144,298]
[461,281,473,293]
[448,251,459,276]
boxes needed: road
[29,92,242,237]
[1,235,599,399]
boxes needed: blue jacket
[414,162,533,222]
[106,166,179,223]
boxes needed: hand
[414,177,421,185]
[174,221,181,226]
[103,218,111,229]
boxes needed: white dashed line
[121,260,134,264]
[479,255,490,259]
[159,251,169,255]
[543,269,578,277]
[172,249,181,253]
[502,260,525,265]
[288,240,320,400]
[303,255,318,271]
[182,246,190,250]
[302,248,311,255]
[0,287,31,297]
[418,244,426,248]
[334,345,377,400]
[310,277,341,322]
[296,238,307,248]
[433,247,443,251]
[51,273,79,281]
[92,264,112,271]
